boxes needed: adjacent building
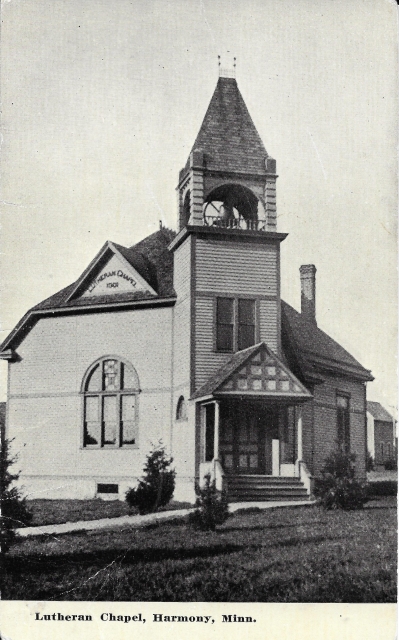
[367,401,396,468]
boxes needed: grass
[2,496,396,602]
[28,499,194,526]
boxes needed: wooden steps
[226,475,309,502]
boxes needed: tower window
[82,357,140,448]
[238,299,256,350]
[216,297,257,352]
[216,298,234,351]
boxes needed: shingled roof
[281,301,373,382]
[40,227,176,309]
[367,401,394,422]
[0,228,177,352]
[185,77,269,175]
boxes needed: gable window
[337,394,350,453]
[176,396,187,420]
[82,357,139,448]
[216,297,256,352]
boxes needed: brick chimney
[300,265,317,324]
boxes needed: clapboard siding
[259,298,278,351]
[172,236,192,390]
[312,373,367,477]
[314,374,366,413]
[195,239,277,295]
[173,297,191,389]
[194,297,230,389]
[173,236,191,301]
[10,308,173,396]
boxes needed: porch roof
[191,342,313,403]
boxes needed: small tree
[189,474,229,531]
[1,439,32,554]
[314,448,369,510]
[125,443,176,515]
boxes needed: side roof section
[282,300,373,382]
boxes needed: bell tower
[170,67,287,400]
[177,68,278,232]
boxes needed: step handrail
[297,460,314,497]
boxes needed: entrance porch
[199,399,312,501]
[192,342,314,501]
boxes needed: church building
[1,72,373,503]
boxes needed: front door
[219,403,278,474]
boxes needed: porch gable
[191,342,312,402]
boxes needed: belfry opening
[203,183,266,230]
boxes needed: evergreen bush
[189,473,229,531]
[1,438,32,554]
[125,444,176,515]
[314,449,369,510]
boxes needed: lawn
[2,497,396,602]
[28,499,194,526]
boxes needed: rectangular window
[84,393,137,448]
[216,297,256,352]
[216,298,234,351]
[103,395,117,445]
[337,394,350,453]
[121,395,137,445]
[84,396,101,445]
[238,299,256,350]
[97,483,119,494]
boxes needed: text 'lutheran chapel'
[1,70,373,502]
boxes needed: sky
[1,0,397,415]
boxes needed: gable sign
[80,253,151,298]
[218,348,311,398]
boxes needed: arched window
[180,190,191,229]
[176,396,187,420]
[82,357,140,448]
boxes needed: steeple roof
[186,76,269,175]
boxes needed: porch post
[214,400,220,459]
[297,405,303,461]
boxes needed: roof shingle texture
[281,301,371,379]
[186,77,269,175]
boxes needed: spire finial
[218,53,236,78]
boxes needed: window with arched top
[176,396,187,421]
[82,357,140,448]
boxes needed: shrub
[189,474,229,531]
[125,444,176,515]
[384,457,397,471]
[366,450,374,472]
[1,438,33,554]
[314,449,369,510]
[368,480,397,497]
